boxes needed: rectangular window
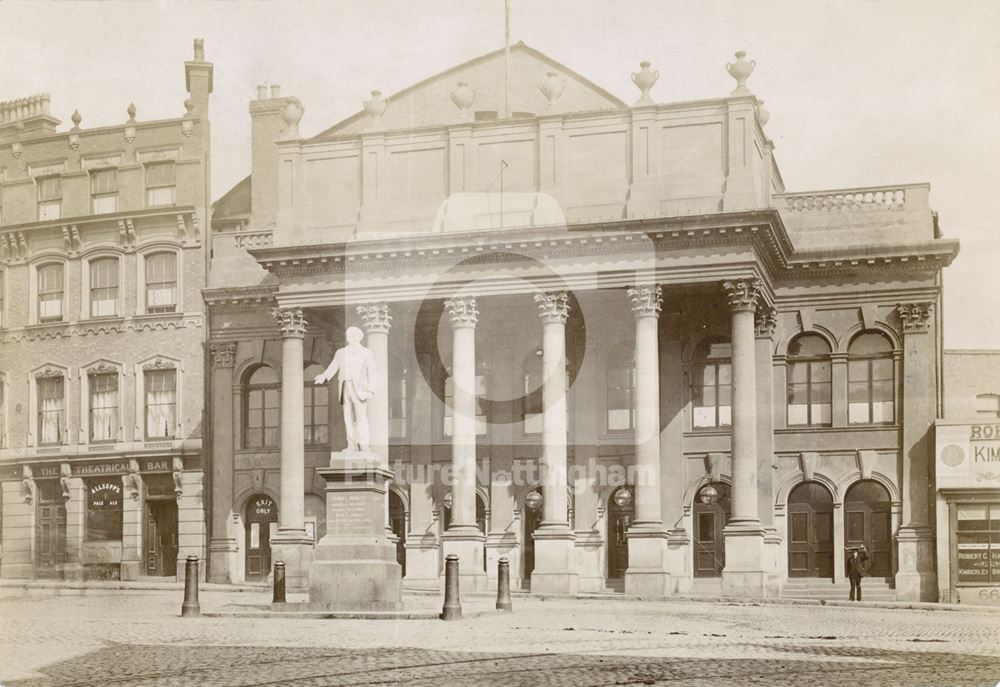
[956,503,1000,585]
[89,259,119,318]
[304,384,329,447]
[145,369,176,439]
[443,375,487,436]
[37,264,64,322]
[89,373,118,442]
[607,367,635,432]
[37,176,62,220]
[145,253,177,314]
[145,162,177,207]
[90,169,118,214]
[85,480,123,541]
[787,361,832,427]
[38,376,64,445]
[246,386,280,449]
[692,363,732,429]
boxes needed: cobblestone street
[1,588,998,686]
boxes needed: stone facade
[0,40,213,580]
[205,43,958,601]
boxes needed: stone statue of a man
[314,326,378,452]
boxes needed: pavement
[1,584,999,686]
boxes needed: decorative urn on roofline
[726,50,756,96]
[449,81,476,117]
[631,61,658,106]
[364,90,388,122]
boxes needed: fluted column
[721,278,769,598]
[441,296,486,591]
[208,341,239,583]
[895,301,937,601]
[528,292,578,595]
[269,307,312,590]
[623,284,671,597]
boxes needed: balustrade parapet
[774,183,929,213]
[220,229,273,249]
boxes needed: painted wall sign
[936,423,1000,488]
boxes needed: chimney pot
[271,84,282,99]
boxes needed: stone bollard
[496,557,513,613]
[181,555,200,617]
[272,560,286,604]
[441,553,462,621]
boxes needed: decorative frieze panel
[722,278,762,312]
[209,342,237,367]
[754,304,777,338]
[142,356,176,371]
[358,302,392,333]
[627,283,661,318]
[272,307,307,338]
[534,291,570,324]
[897,302,933,334]
[445,296,478,328]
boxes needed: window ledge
[132,312,184,323]
[684,429,732,438]
[27,321,70,331]
[83,316,125,325]
[775,425,900,434]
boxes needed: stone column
[529,292,578,595]
[895,302,937,601]
[721,278,768,597]
[754,305,781,595]
[358,303,393,538]
[624,284,671,596]
[119,462,144,581]
[62,468,85,581]
[208,342,239,584]
[269,307,313,591]
[441,296,486,591]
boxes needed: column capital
[754,304,777,339]
[534,291,570,324]
[445,296,478,328]
[272,307,307,339]
[357,302,392,334]
[723,278,762,312]
[628,283,662,318]
[897,302,934,334]
[209,341,237,367]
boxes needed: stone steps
[781,578,895,601]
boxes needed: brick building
[206,44,959,601]
[0,40,213,580]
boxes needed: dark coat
[847,551,868,576]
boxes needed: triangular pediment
[313,42,626,139]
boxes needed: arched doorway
[787,481,834,578]
[693,482,731,577]
[389,490,406,576]
[607,486,635,580]
[245,494,277,581]
[845,480,892,578]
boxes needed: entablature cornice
[202,284,278,312]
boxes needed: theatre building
[207,43,958,599]
[0,41,213,580]
[934,350,1000,605]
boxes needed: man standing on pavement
[847,546,869,601]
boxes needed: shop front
[935,421,1000,605]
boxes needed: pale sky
[2,0,998,349]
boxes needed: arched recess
[692,481,732,578]
[775,471,841,507]
[241,491,279,581]
[843,478,893,578]
[787,481,835,579]
[683,473,733,510]
[839,322,901,354]
[775,324,838,359]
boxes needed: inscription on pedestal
[328,491,376,536]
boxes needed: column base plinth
[530,527,578,595]
[403,534,441,591]
[574,530,605,593]
[895,526,937,601]
[625,527,672,597]
[270,531,314,592]
[722,520,770,598]
[119,561,142,581]
[441,529,487,592]
[208,538,240,584]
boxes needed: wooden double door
[844,480,892,578]
[788,482,834,578]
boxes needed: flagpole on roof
[503,0,510,119]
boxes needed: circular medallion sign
[941,444,965,467]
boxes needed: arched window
[848,332,895,424]
[38,263,64,322]
[691,338,732,429]
[89,257,119,318]
[388,354,408,438]
[303,362,329,447]
[606,347,635,432]
[243,364,280,448]
[787,334,832,427]
[145,252,177,314]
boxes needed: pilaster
[120,468,144,581]
[754,304,781,595]
[63,471,85,581]
[208,341,239,584]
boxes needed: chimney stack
[249,82,302,229]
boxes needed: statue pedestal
[307,452,402,610]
